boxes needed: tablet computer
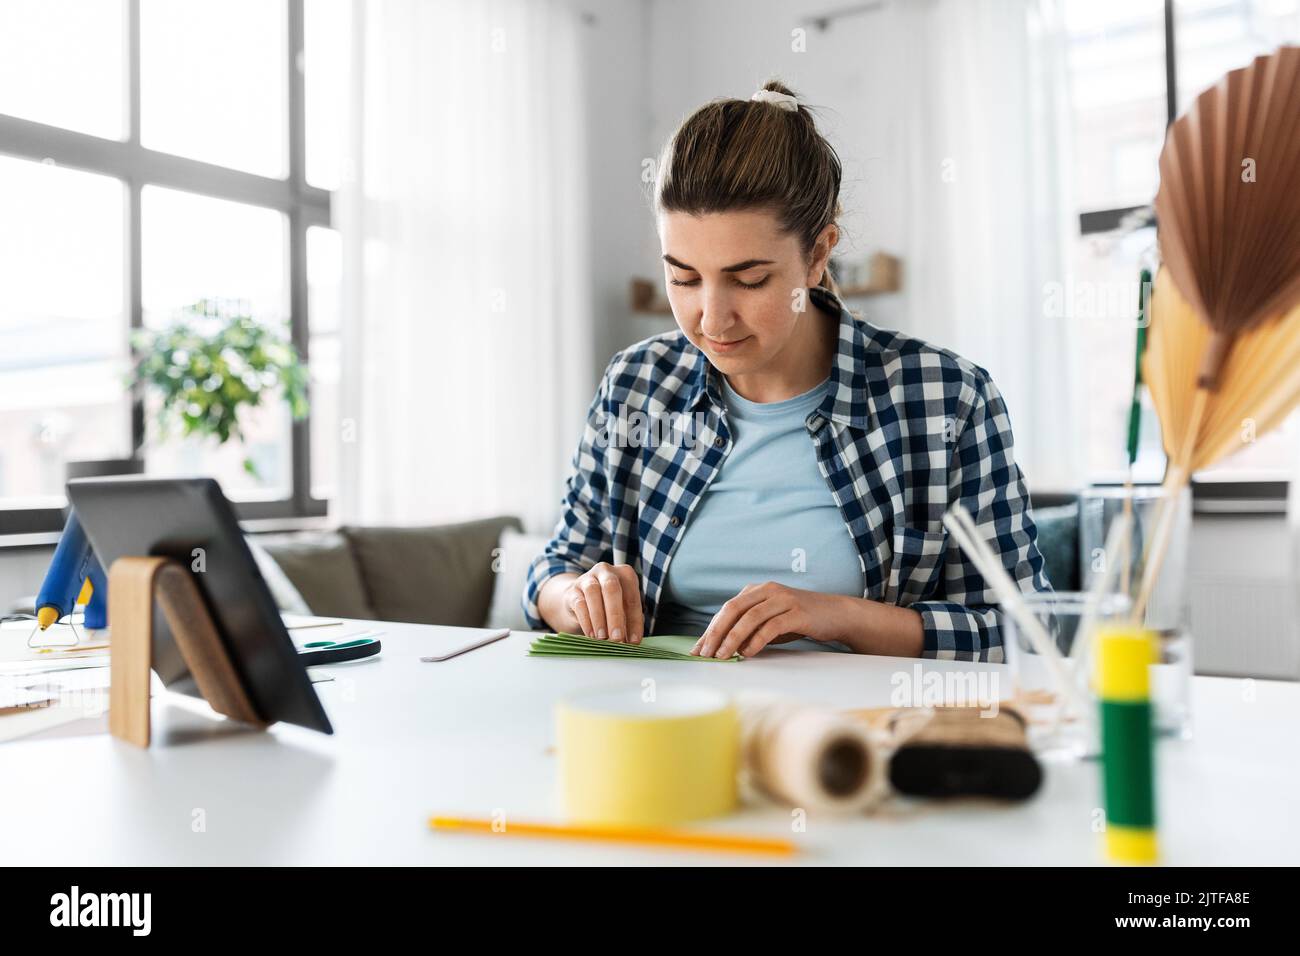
[66,476,333,735]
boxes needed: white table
[2,621,1296,865]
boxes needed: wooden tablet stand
[108,556,267,747]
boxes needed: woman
[523,81,1050,662]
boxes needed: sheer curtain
[890,0,1081,489]
[336,0,593,529]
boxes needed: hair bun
[750,89,799,112]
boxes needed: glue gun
[35,509,108,630]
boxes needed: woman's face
[658,208,835,377]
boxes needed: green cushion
[342,516,522,627]
[1030,501,1080,592]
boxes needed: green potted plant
[127,299,309,478]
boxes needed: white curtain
[890,0,1081,489]
[336,0,593,529]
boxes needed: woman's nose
[699,284,737,338]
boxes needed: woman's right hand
[545,563,644,643]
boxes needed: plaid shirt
[523,286,1051,661]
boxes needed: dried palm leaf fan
[1136,45,1300,619]
[1145,270,1300,472]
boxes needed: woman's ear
[806,223,839,287]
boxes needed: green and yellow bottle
[1096,627,1158,863]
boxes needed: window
[140,0,288,177]
[0,0,347,534]
[0,157,129,507]
[1065,0,1300,487]
[141,186,292,499]
[0,0,126,140]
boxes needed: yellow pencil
[429,815,797,857]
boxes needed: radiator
[1190,574,1300,680]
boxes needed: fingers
[570,563,643,641]
[579,573,610,639]
[714,602,782,660]
[739,615,794,658]
[692,585,766,658]
[568,584,595,637]
[593,564,626,642]
[615,565,644,643]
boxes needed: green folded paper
[528,632,741,662]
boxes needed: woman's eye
[668,275,768,289]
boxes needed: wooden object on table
[108,556,267,748]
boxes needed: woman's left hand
[690,582,848,659]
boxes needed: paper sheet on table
[1,666,111,743]
[528,632,741,661]
[281,614,345,630]
[0,694,109,743]
[0,620,110,674]
[0,686,56,711]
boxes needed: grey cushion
[1031,500,1080,592]
[256,531,377,620]
[342,516,522,627]
[486,527,551,631]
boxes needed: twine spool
[738,694,887,814]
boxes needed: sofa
[255,516,527,628]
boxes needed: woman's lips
[703,334,751,353]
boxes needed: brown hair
[654,80,843,294]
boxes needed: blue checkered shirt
[523,287,1051,661]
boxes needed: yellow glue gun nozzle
[36,606,60,631]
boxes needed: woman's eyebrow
[662,254,775,273]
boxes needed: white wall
[566,0,657,381]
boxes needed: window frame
[1076,0,1177,238]
[0,0,329,535]
[1078,0,1290,508]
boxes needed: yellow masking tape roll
[558,685,739,827]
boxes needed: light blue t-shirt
[655,375,865,644]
